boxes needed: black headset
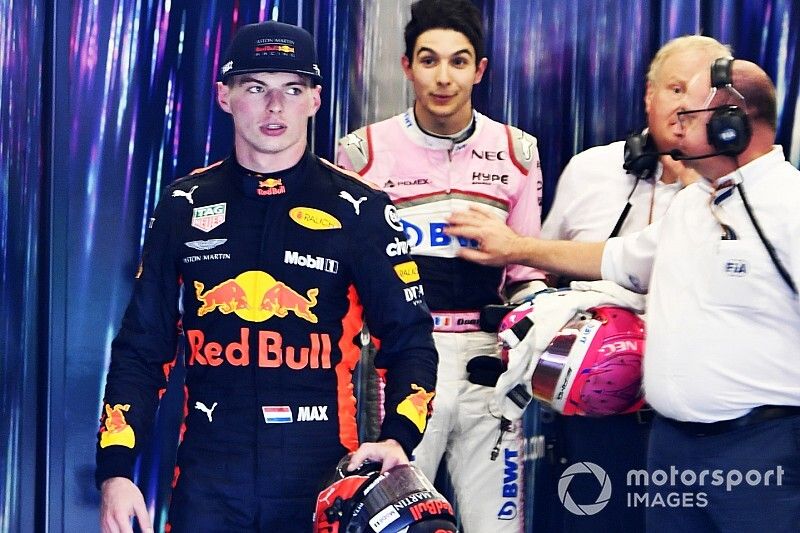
[622,129,659,180]
[706,57,752,155]
[612,129,661,239]
[707,58,796,294]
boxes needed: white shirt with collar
[542,140,682,241]
[602,146,800,422]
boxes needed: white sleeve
[601,218,662,293]
[541,156,580,240]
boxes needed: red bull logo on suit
[194,270,318,323]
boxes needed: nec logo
[284,250,339,273]
[472,150,507,161]
[297,405,328,421]
[724,260,748,276]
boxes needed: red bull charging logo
[194,271,319,323]
[396,384,435,433]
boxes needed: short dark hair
[404,0,485,63]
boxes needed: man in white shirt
[447,59,800,533]
[540,36,729,532]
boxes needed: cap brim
[220,67,322,85]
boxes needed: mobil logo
[402,220,479,249]
[194,270,318,323]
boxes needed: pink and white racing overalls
[337,109,545,532]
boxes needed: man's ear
[644,80,654,115]
[473,57,488,85]
[309,85,322,116]
[216,81,232,113]
[401,55,413,82]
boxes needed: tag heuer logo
[192,203,226,232]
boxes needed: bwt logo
[498,448,519,520]
[402,220,479,249]
[558,462,612,516]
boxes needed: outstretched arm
[446,206,605,280]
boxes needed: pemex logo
[558,462,612,515]
[194,271,318,323]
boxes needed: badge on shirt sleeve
[99,403,136,449]
[396,384,435,433]
[393,261,420,283]
[384,205,404,231]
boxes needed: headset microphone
[668,149,724,161]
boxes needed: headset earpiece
[706,57,752,156]
[623,130,659,179]
[707,104,752,155]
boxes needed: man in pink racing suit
[337,1,545,530]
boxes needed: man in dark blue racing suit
[96,21,437,533]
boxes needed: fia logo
[724,260,748,277]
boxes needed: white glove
[491,281,646,421]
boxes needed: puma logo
[172,185,199,204]
[339,191,367,215]
[194,401,218,422]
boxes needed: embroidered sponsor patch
[185,239,227,251]
[384,205,403,231]
[262,406,293,424]
[393,261,420,283]
[289,207,342,230]
[99,404,136,449]
[192,203,226,232]
[396,384,435,433]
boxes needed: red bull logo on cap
[255,43,296,54]
[194,270,318,323]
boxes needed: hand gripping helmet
[531,306,645,416]
[313,456,458,533]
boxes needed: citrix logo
[386,237,411,257]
